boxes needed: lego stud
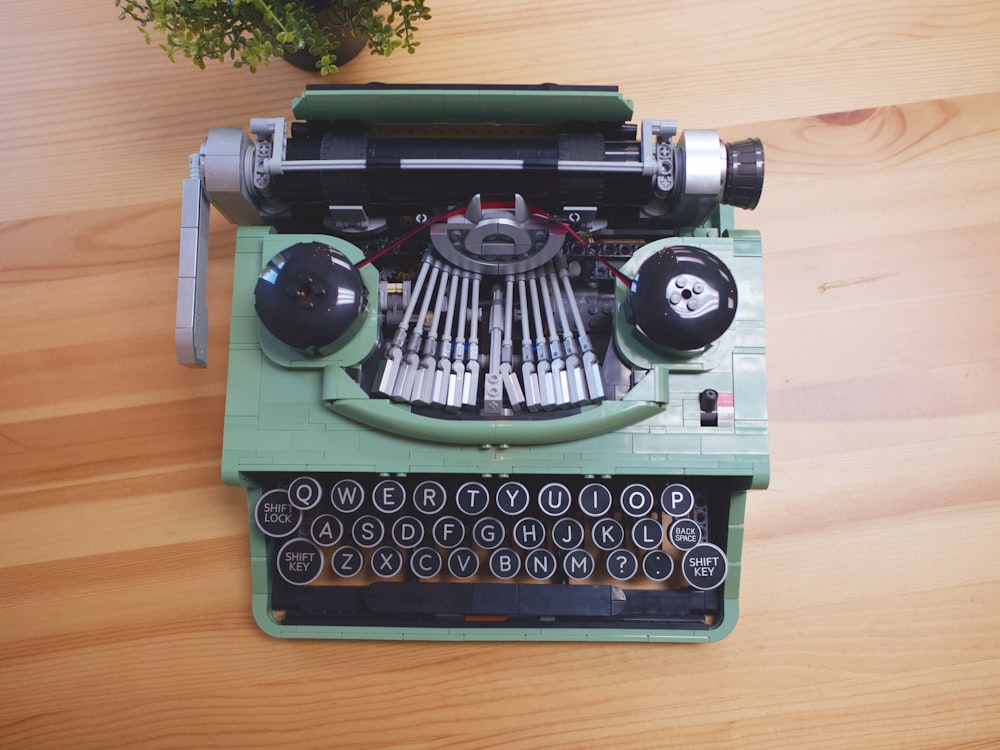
[255,242,367,355]
[627,245,738,351]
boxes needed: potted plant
[115,0,431,75]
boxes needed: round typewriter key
[513,517,546,550]
[620,483,655,517]
[331,545,364,578]
[330,478,365,513]
[592,517,625,551]
[448,547,480,579]
[525,549,557,580]
[538,482,572,516]
[578,482,613,517]
[352,515,385,548]
[552,517,585,551]
[563,549,595,580]
[661,483,695,517]
[472,517,505,549]
[496,481,530,516]
[489,547,521,579]
[681,543,728,590]
[669,518,702,550]
[432,515,465,549]
[631,517,665,551]
[607,549,639,581]
[254,489,301,538]
[372,479,406,513]
[310,514,343,547]
[413,480,447,515]
[411,547,443,579]
[391,515,424,549]
[642,550,674,582]
[287,476,323,510]
[276,538,323,586]
[371,546,404,578]
[456,481,490,515]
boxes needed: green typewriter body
[176,85,768,642]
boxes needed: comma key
[276,538,323,586]
[254,489,301,538]
[681,542,728,590]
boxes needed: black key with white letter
[620,483,655,517]
[352,515,385,548]
[472,517,505,549]
[432,515,465,548]
[525,549,557,580]
[682,543,728,590]
[661,482,695,517]
[496,481,530,515]
[538,482,572,516]
[513,517,545,550]
[631,517,664,551]
[372,479,407,513]
[669,518,702,550]
[310,514,343,547]
[592,518,625,551]
[371,546,404,578]
[552,517,585,550]
[255,489,301,538]
[447,547,479,579]
[330,479,365,513]
[410,546,443,579]
[276,538,323,585]
[563,549,595,580]
[607,549,639,581]
[456,481,490,515]
[330,545,364,578]
[489,547,521,579]
[412,480,447,515]
[287,476,323,510]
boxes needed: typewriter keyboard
[253,473,735,627]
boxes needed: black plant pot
[281,12,368,72]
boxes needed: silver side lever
[176,154,209,367]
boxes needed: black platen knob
[628,245,738,351]
[254,242,367,355]
[723,138,765,210]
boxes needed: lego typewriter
[176,84,768,642]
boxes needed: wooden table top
[2,1,999,747]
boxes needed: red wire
[356,201,633,288]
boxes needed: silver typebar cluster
[374,251,604,413]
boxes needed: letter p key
[661,483,695,517]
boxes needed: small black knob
[627,245,738,351]
[254,242,367,355]
[723,138,765,210]
[699,389,719,413]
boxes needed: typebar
[364,582,627,617]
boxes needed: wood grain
[2,0,999,747]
